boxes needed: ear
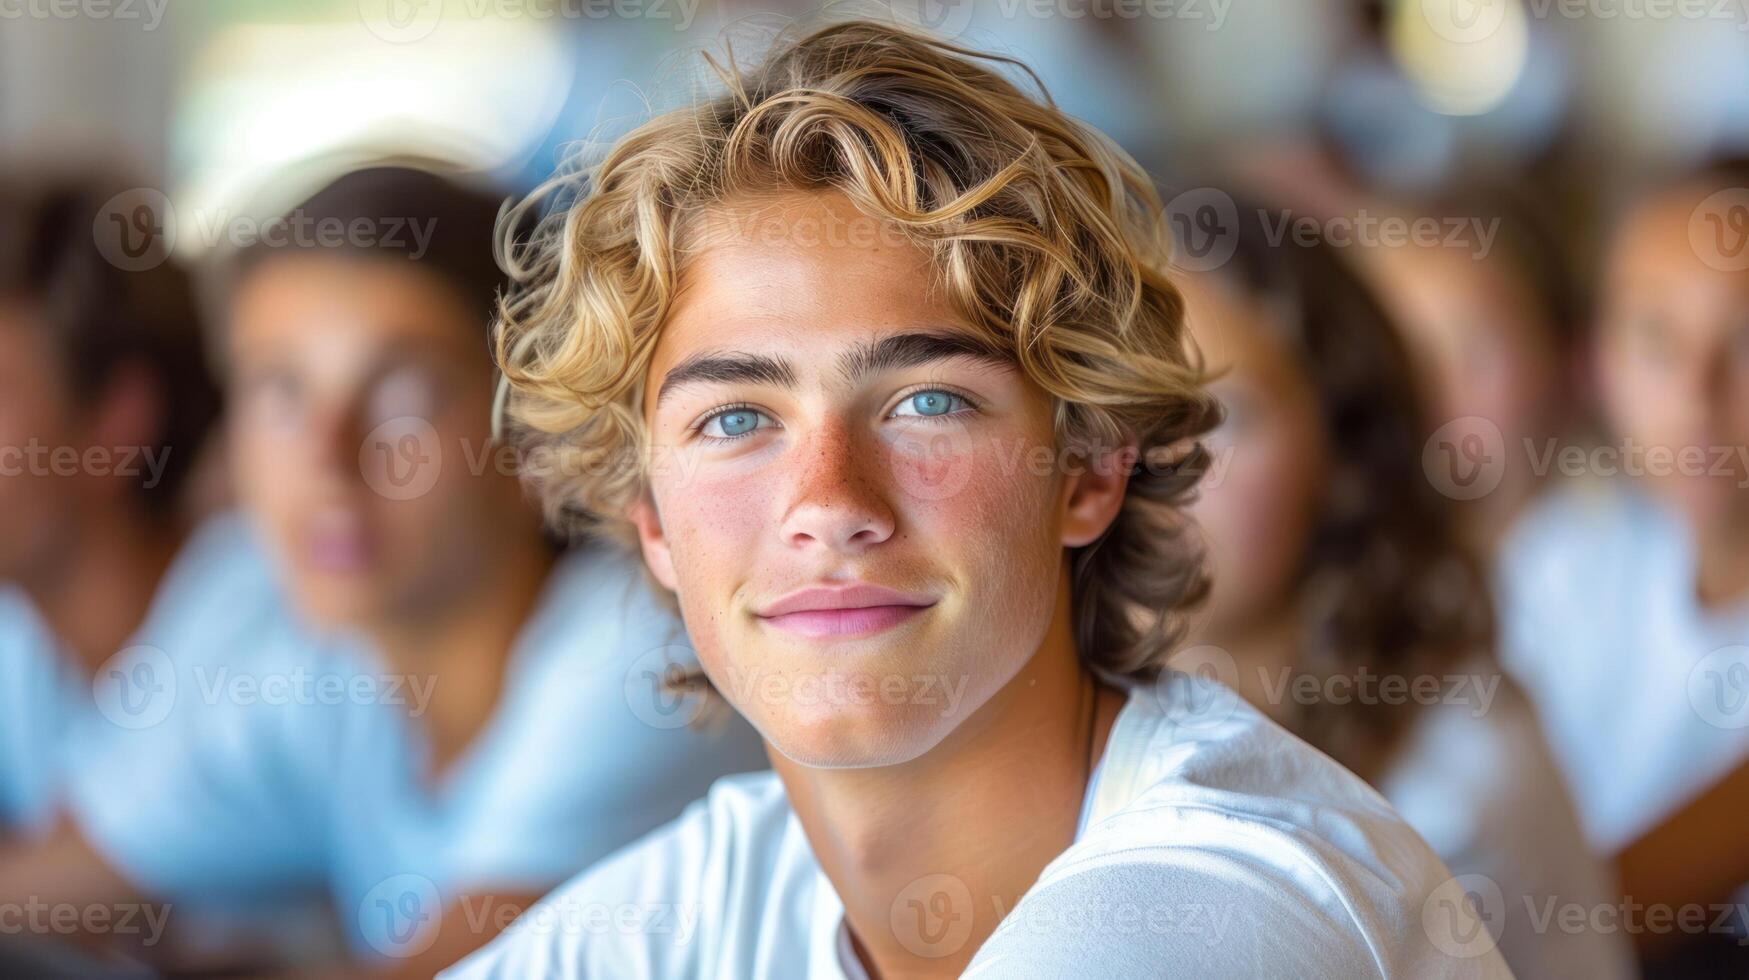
[1060,441,1137,548]
[626,491,680,593]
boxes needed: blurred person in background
[0,173,266,839]
[1499,157,1749,975]
[1351,187,1580,555]
[0,164,767,977]
[1168,204,1632,980]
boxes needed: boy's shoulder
[442,769,818,980]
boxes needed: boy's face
[632,191,1126,768]
[1597,185,1749,528]
[228,254,528,629]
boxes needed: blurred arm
[1615,757,1749,952]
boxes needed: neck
[17,501,183,679]
[773,569,1124,979]
[366,532,556,785]
[1694,504,1749,610]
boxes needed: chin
[758,700,963,769]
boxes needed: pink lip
[755,584,937,639]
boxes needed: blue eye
[894,390,965,419]
[699,407,769,440]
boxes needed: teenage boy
[448,22,1511,980]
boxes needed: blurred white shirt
[1381,680,1636,980]
[444,672,1514,980]
[0,514,281,839]
[1497,482,1749,853]
[0,586,71,837]
[62,527,769,960]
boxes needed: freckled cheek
[653,465,773,588]
[899,444,1061,580]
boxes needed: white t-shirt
[0,514,280,839]
[444,672,1515,979]
[1497,483,1749,852]
[64,530,770,960]
[1379,684,1635,980]
[0,587,72,837]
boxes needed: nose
[777,415,896,554]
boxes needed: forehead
[651,192,959,377]
[230,254,483,363]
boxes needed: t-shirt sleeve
[440,796,720,980]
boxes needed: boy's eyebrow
[654,330,1014,408]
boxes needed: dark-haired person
[1171,206,1631,980]
[1498,158,1749,968]
[0,173,270,842]
[445,22,1511,979]
[0,165,767,976]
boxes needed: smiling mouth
[757,603,933,639]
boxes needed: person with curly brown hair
[1173,202,1630,980]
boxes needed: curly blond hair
[494,18,1220,681]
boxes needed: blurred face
[630,192,1123,769]
[1362,241,1558,538]
[1597,185,1749,529]
[0,302,80,578]
[228,255,532,628]
[1180,275,1328,633]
